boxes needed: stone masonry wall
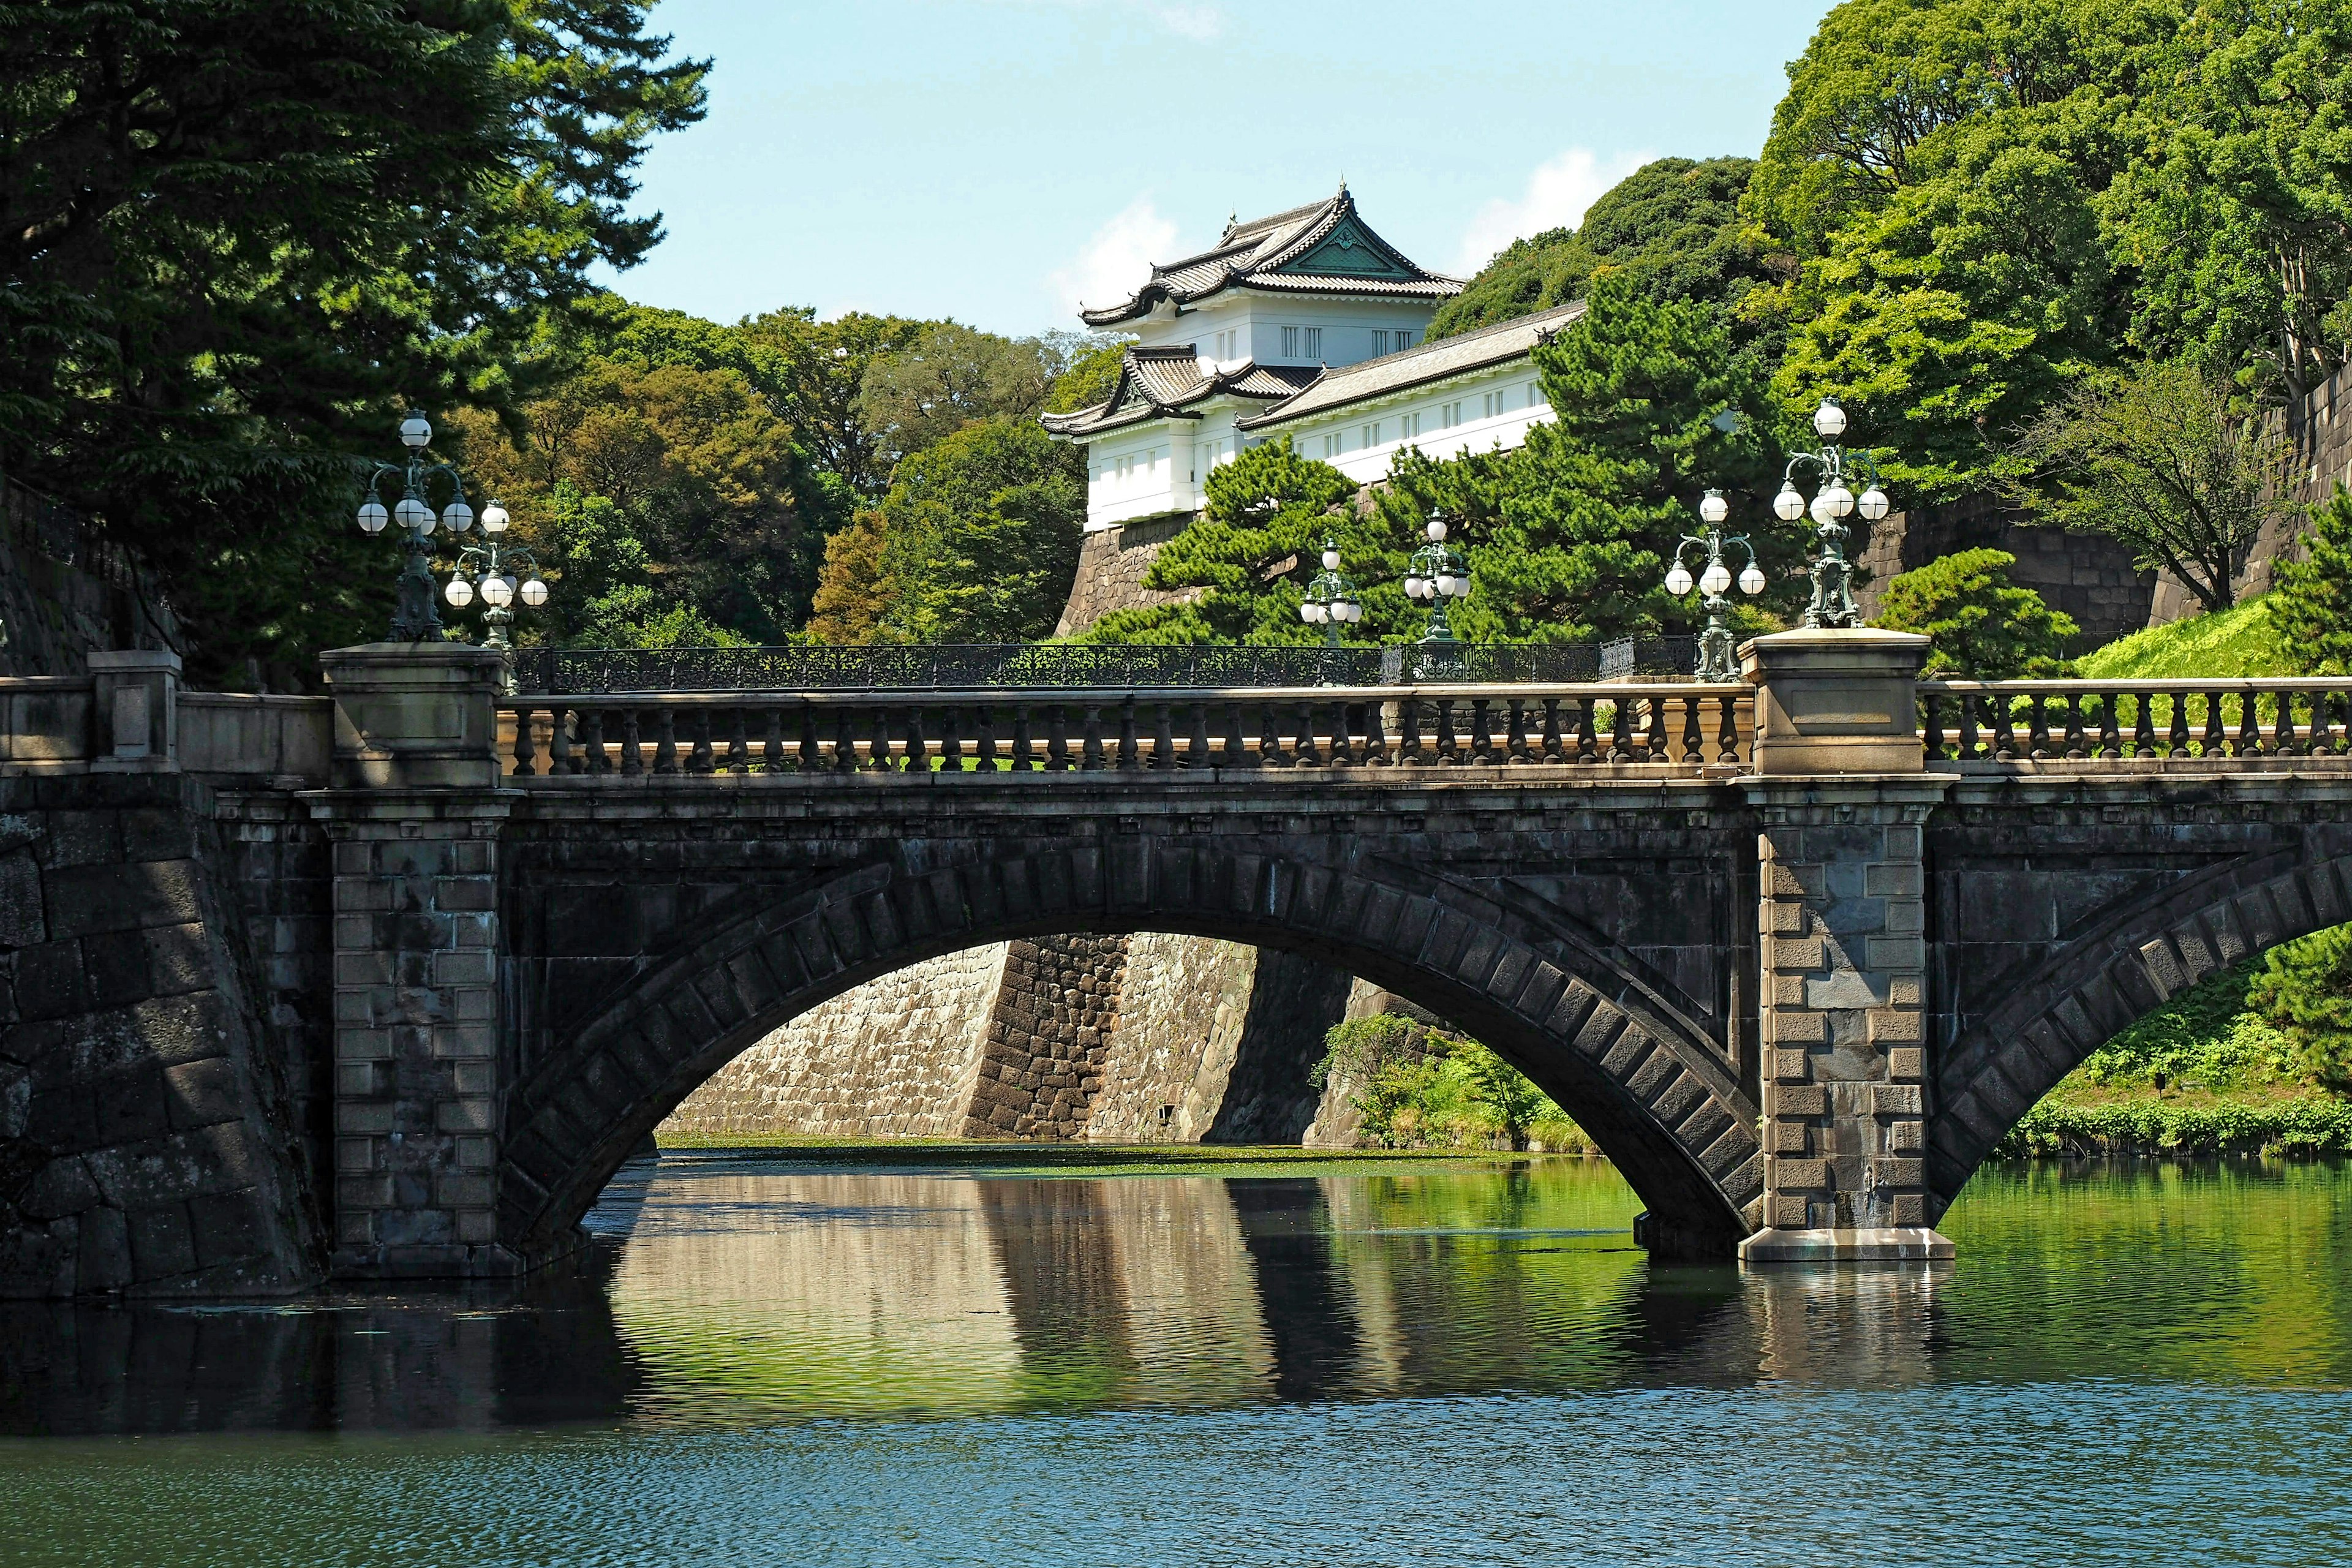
[1082,933,1261,1142]
[0,774,318,1296]
[659,944,1009,1137]
[963,935,1130,1139]
[1853,495,2156,647]
[1054,514,1198,639]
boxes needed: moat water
[4,1154,2351,1566]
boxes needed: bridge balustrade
[496,683,1756,777]
[1920,679,2352,764]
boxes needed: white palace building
[1042,185,1577,532]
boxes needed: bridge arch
[1926,845,2352,1216]
[497,842,1765,1261]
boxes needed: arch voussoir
[500,841,1758,1259]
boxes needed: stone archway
[496,845,1765,1264]
[1926,847,2352,1215]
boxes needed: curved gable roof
[1077,187,1461,328]
[1040,346,1320,439]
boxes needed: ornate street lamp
[354,411,477,641]
[1665,489,1768,680]
[442,500,549,657]
[1298,538,1363,649]
[1772,396,1891,629]
[1401,511,1471,644]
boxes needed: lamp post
[1665,489,1768,680]
[1401,511,1471,644]
[355,411,478,641]
[1297,538,1363,649]
[1771,396,1891,629]
[441,502,549,659]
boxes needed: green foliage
[2250,927,2352,1091]
[2073,954,2294,1092]
[530,481,744,648]
[1872,548,2076,676]
[1041,336,1132,415]
[2268,490,2352,676]
[812,419,1084,644]
[1998,1095,2352,1158]
[1080,438,1364,645]
[2010,360,2297,613]
[1430,157,1769,344]
[1390,270,1803,644]
[0,0,706,680]
[2073,594,2290,679]
[1313,1016,1588,1152]
[854,323,1060,472]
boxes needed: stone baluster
[2061,693,2087,760]
[1292,701,1322,767]
[1644,693,1668,761]
[937,704,963,774]
[680,709,708,774]
[2026,694,2051,759]
[1080,704,1106,771]
[652,709,680,774]
[1398,698,1425,764]
[1222,702,1254,768]
[1679,693,1705,763]
[2201,690,2224,756]
[1151,702,1176,769]
[1541,697,1564,764]
[1258,703,1284,767]
[548,703,572,775]
[511,703,538,777]
[1956,692,1980,762]
[2130,692,2155,758]
[1989,693,2016,760]
[1434,699,1459,764]
[1577,695,1600,763]
[864,704,891,771]
[1116,699,1140,771]
[763,708,786,772]
[1185,702,1212,769]
[905,706,929,774]
[1504,698,1531,764]
[575,708,603,774]
[830,706,856,772]
[1046,703,1071,771]
[1920,691,1944,760]
[793,705,818,772]
[1469,698,1494,764]
[974,706,1000,772]
[725,709,749,774]
[620,708,643,776]
[2237,687,2260,756]
[1012,704,1038,772]
[2095,693,2120,759]
[1324,700,1352,767]
[1608,695,1633,763]
[1363,698,1390,766]
[2166,691,2189,757]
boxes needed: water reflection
[4,1155,2350,1437]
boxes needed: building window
[1372,330,1390,355]
[1398,330,1417,350]
[1363,421,1381,447]
[1303,326,1322,360]
[1323,433,1343,458]
[1440,401,1461,428]
[1400,411,1422,439]
[1528,382,1542,407]
[1282,326,1299,357]
[1482,391,1502,419]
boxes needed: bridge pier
[306,645,527,1279]
[1736,632,1954,1264]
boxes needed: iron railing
[1921,679,2352,761]
[508,639,1703,696]
[499,683,1755,776]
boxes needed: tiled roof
[1039,348,1319,439]
[1236,301,1586,431]
[1077,186,1461,327]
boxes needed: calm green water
[4,1155,2351,1565]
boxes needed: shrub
[1873,548,2078,677]
[2248,925,2352,1091]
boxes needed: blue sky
[609,0,1833,337]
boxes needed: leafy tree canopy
[1871,547,2076,676]
[0,0,707,680]
[2268,488,2352,676]
[1428,156,1769,342]
[810,418,1084,644]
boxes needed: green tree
[533,482,741,647]
[2010,360,2297,614]
[1471,269,1798,642]
[1427,156,1767,343]
[812,418,1084,644]
[1079,439,1365,645]
[2248,925,2352,1091]
[1872,548,2077,676]
[854,324,1059,472]
[2267,488,2352,675]
[0,0,707,680]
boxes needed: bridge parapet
[1922,677,2352,766]
[499,683,1756,777]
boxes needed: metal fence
[511,638,1704,695]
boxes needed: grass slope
[2073,594,2291,679]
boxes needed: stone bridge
[6,634,2352,1293]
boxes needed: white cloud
[1049,197,1180,323]
[1454,148,1652,275]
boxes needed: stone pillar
[305,643,518,1279]
[1739,631,1954,1264]
[86,649,180,773]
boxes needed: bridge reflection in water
[7,1156,2351,1436]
